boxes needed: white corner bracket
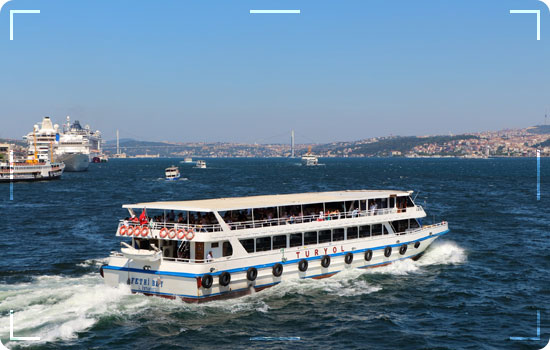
[10,9,40,41]
[510,10,541,40]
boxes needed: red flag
[139,208,148,225]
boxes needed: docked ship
[56,116,103,172]
[100,190,449,302]
[301,147,319,166]
[2,118,66,182]
[23,116,103,172]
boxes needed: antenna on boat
[413,191,420,201]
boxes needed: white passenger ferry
[301,147,319,166]
[165,166,181,181]
[100,190,449,302]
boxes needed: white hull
[103,223,448,302]
[57,153,89,172]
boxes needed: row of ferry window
[239,219,420,254]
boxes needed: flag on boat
[139,208,148,225]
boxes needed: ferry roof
[122,190,413,212]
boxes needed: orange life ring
[185,229,195,240]
[134,226,142,237]
[127,226,135,236]
[119,226,128,236]
[141,226,150,237]
[168,228,177,239]
[177,229,186,240]
[159,227,168,238]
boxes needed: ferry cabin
[102,190,449,302]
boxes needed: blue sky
[0,0,549,143]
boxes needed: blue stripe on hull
[103,229,449,279]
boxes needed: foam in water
[0,240,466,345]
[0,274,143,345]
[365,239,467,276]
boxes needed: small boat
[183,157,193,163]
[165,166,181,180]
[301,147,319,166]
[195,160,206,169]
[120,242,162,262]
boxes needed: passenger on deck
[206,251,213,262]
[318,211,324,221]
[369,202,378,215]
[130,214,139,223]
[352,208,359,218]
[168,210,176,222]
[177,213,185,223]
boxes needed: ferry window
[256,237,271,252]
[383,225,389,235]
[290,233,303,247]
[360,200,367,211]
[304,231,317,245]
[381,198,388,208]
[240,239,254,253]
[359,225,371,238]
[333,228,344,241]
[318,230,331,243]
[409,219,420,229]
[222,242,233,257]
[392,219,409,233]
[211,242,219,248]
[407,196,415,207]
[372,224,382,236]
[389,196,395,208]
[346,226,358,240]
[273,235,287,250]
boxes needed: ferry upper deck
[118,190,424,238]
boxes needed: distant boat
[195,160,206,169]
[301,146,319,166]
[183,157,193,163]
[0,160,65,182]
[165,166,181,180]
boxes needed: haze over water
[0,158,548,350]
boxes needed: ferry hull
[102,225,448,303]
[0,173,63,183]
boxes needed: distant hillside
[527,125,550,135]
[313,135,479,157]
[0,138,26,147]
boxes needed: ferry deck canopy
[122,190,413,212]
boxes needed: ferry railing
[116,220,223,237]
[227,206,423,231]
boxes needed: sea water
[0,158,548,350]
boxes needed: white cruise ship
[23,117,59,163]
[56,116,103,172]
[23,116,103,172]
[100,190,449,303]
